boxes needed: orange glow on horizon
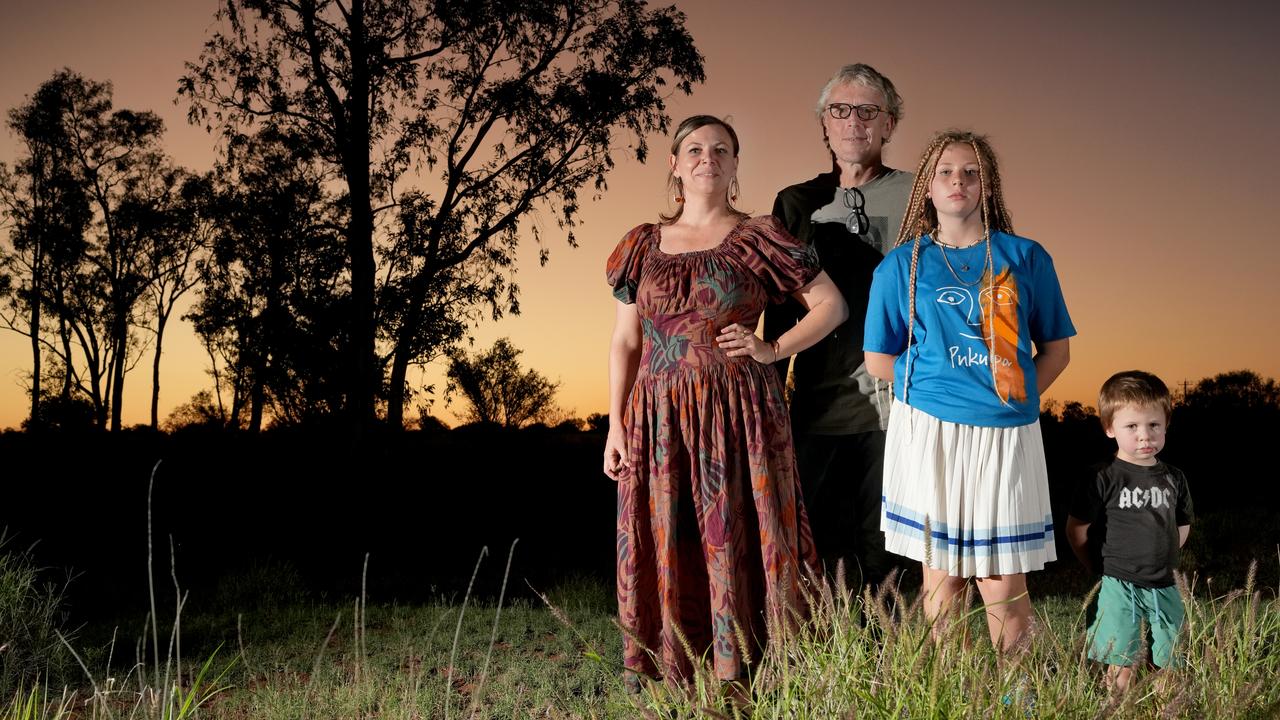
[2,0,1278,429]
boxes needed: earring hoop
[728,177,740,203]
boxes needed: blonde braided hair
[894,130,1015,406]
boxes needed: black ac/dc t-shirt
[1069,457,1194,588]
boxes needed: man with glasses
[764,63,911,591]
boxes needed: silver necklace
[936,234,988,286]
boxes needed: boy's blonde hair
[1098,370,1173,429]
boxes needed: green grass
[624,565,1280,720]
[0,531,76,698]
[5,563,1274,720]
[102,574,630,719]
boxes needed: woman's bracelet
[770,340,781,363]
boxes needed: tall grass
[2,683,75,720]
[6,562,1277,718]
[0,462,235,720]
[613,564,1280,719]
[5,453,1276,719]
[0,531,76,698]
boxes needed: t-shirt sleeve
[605,224,654,304]
[1068,466,1105,523]
[1174,468,1194,526]
[730,215,822,303]
[771,191,798,236]
[1027,243,1076,343]
[863,250,908,354]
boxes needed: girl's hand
[603,426,631,481]
[717,323,776,363]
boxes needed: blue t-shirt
[864,232,1075,427]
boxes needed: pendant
[960,264,970,272]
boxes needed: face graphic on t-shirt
[934,266,1025,402]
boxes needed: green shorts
[1087,575,1184,668]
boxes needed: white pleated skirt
[881,399,1056,578]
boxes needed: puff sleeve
[726,216,822,303]
[605,223,656,304]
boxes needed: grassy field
[7,557,1279,720]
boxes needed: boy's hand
[1065,515,1095,574]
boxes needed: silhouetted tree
[1180,370,1279,413]
[60,71,170,431]
[585,412,608,432]
[16,361,96,432]
[1,70,172,431]
[446,337,559,427]
[0,77,93,429]
[136,172,212,429]
[553,418,586,432]
[1171,370,1278,511]
[377,190,485,415]
[162,389,226,432]
[186,127,348,430]
[181,0,704,432]
[1061,400,1097,424]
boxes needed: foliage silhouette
[446,337,560,428]
[138,172,212,429]
[1170,370,1279,512]
[1180,369,1279,412]
[162,389,228,432]
[186,126,349,430]
[0,70,189,432]
[180,0,705,431]
[0,73,93,429]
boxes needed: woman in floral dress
[603,115,848,688]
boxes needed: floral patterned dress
[606,215,820,685]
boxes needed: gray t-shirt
[810,170,911,256]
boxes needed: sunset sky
[2,0,1278,429]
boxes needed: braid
[895,152,928,247]
[971,134,1013,235]
[971,140,1005,406]
[995,158,1014,232]
[903,235,921,404]
[895,133,953,402]
[894,136,951,401]
[894,134,950,248]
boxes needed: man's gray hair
[815,63,903,122]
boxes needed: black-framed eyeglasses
[826,103,886,121]
[844,187,869,235]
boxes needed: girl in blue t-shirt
[864,129,1075,652]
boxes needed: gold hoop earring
[674,177,684,204]
[729,177,740,203]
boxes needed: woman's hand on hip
[717,323,776,363]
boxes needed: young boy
[1066,370,1193,691]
